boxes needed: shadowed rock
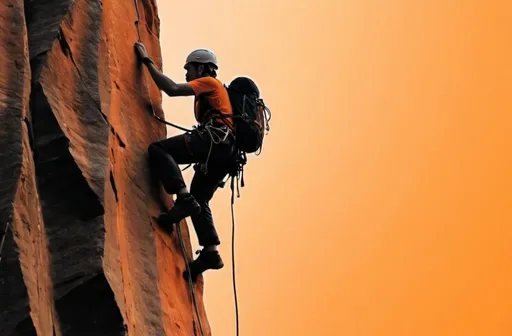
[0,1,211,335]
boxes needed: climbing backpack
[225,77,271,154]
[216,77,271,202]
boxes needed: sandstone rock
[0,1,211,335]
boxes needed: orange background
[154,1,511,335]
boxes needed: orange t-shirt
[188,76,234,130]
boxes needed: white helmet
[184,49,218,69]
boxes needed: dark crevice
[0,206,13,267]
[23,117,36,155]
[54,273,125,336]
[110,127,126,148]
[28,51,49,85]
[31,82,104,221]
[9,314,37,336]
[142,0,155,35]
[0,218,33,336]
[57,28,72,58]
[24,0,74,83]
[117,133,125,148]
[55,274,84,290]
[110,171,118,203]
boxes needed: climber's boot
[157,193,201,232]
[183,249,224,282]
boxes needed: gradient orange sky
[153,1,511,335]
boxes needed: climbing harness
[195,119,233,174]
[132,1,204,335]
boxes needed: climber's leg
[153,128,231,228]
[147,135,191,194]
[182,161,234,281]
[189,165,227,247]
[148,133,202,231]
[184,166,227,281]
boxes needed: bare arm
[144,59,195,97]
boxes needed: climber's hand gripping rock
[134,41,152,65]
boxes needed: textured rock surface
[0,1,211,335]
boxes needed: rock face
[0,1,211,335]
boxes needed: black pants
[147,125,235,247]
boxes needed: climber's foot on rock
[157,193,201,233]
[183,249,224,282]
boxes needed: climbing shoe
[183,249,224,282]
[157,193,201,232]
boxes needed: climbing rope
[175,222,205,336]
[230,187,240,336]
[132,1,204,335]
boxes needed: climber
[134,42,234,280]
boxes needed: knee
[147,141,160,155]
[190,187,207,203]
[148,142,167,161]
[147,143,165,170]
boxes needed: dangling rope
[132,1,204,335]
[176,221,205,336]
[229,178,240,336]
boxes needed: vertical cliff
[0,1,211,335]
